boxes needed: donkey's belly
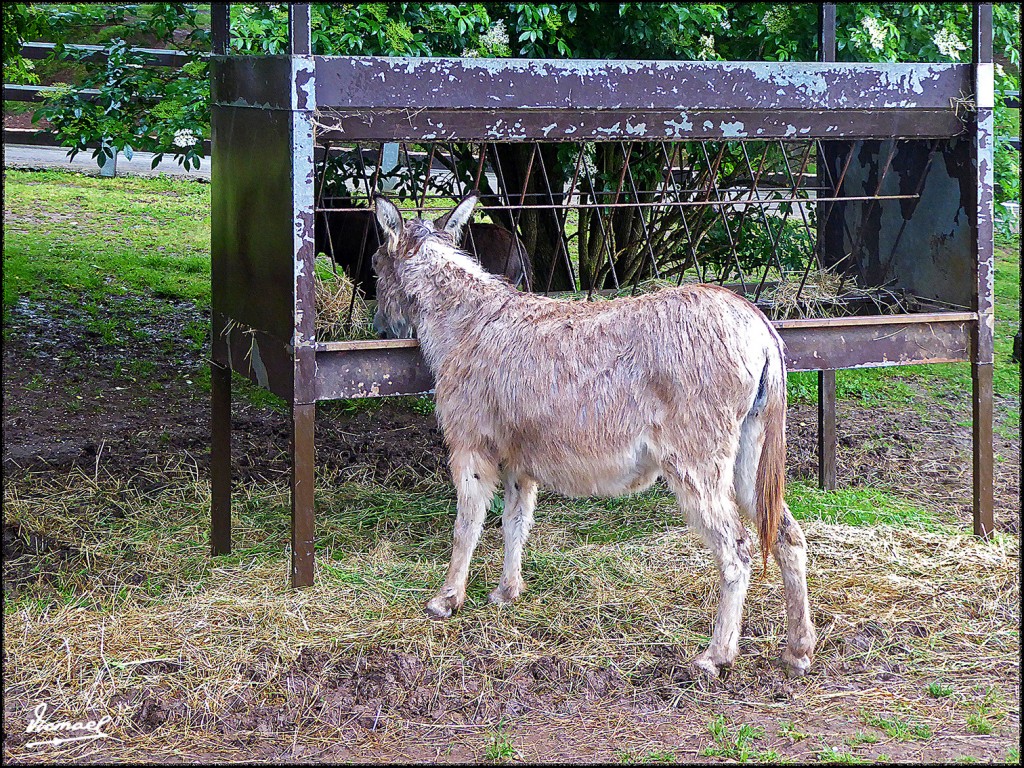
[512,440,663,498]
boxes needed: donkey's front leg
[426,453,499,619]
[489,472,538,605]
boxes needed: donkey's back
[435,284,779,497]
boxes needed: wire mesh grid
[310,137,941,336]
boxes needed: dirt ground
[2,291,1020,525]
[3,291,1021,764]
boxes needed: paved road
[3,143,211,180]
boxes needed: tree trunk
[481,143,572,291]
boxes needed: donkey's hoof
[487,581,524,605]
[691,651,729,679]
[780,649,812,678]
[425,593,461,620]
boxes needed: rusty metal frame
[209,3,997,585]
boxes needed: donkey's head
[371,192,478,339]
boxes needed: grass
[3,99,36,116]
[816,746,867,764]
[786,482,938,529]
[860,709,933,741]
[845,731,880,746]
[484,730,518,762]
[2,462,1019,761]
[778,721,808,742]
[616,749,680,764]
[966,687,1008,735]
[928,680,955,698]
[2,170,211,314]
[701,715,781,762]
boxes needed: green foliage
[26,4,208,170]
[483,730,518,762]
[20,3,1020,202]
[817,746,867,764]
[33,36,207,170]
[2,4,44,83]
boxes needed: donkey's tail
[753,343,787,575]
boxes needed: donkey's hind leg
[426,452,499,619]
[735,419,816,676]
[489,471,538,605]
[667,464,752,678]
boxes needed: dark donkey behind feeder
[370,191,816,680]
[315,198,532,301]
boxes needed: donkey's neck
[407,245,511,369]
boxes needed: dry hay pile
[313,257,375,341]
[2,468,1019,761]
[759,268,915,320]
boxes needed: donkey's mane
[407,223,515,290]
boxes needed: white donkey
[372,192,816,678]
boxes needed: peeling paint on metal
[976,63,994,109]
[720,120,746,138]
[250,340,269,389]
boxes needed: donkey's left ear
[373,193,404,250]
[436,190,479,240]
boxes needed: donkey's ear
[437,190,479,240]
[373,194,404,249]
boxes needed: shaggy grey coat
[371,193,816,678]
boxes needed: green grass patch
[845,730,880,746]
[483,730,518,762]
[701,715,780,762]
[966,687,1007,735]
[860,709,933,741]
[787,482,937,529]
[3,169,211,315]
[778,721,809,742]
[787,367,918,408]
[617,750,679,764]
[3,99,37,116]
[816,746,867,764]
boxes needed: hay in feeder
[759,268,914,320]
[313,257,376,341]
[760,268,849,320]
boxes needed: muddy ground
[2,292,1021,764]
[3,292,1020,525]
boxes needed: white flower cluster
[933,27,966,60]
[479,19,509,51]
[719,17,731,31]
[762,7,789,35]
[699,34,715,59]
[173,128,198,148]
[461,48,480,57]
[861,16,886,52]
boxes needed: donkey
[371,192,816,678]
